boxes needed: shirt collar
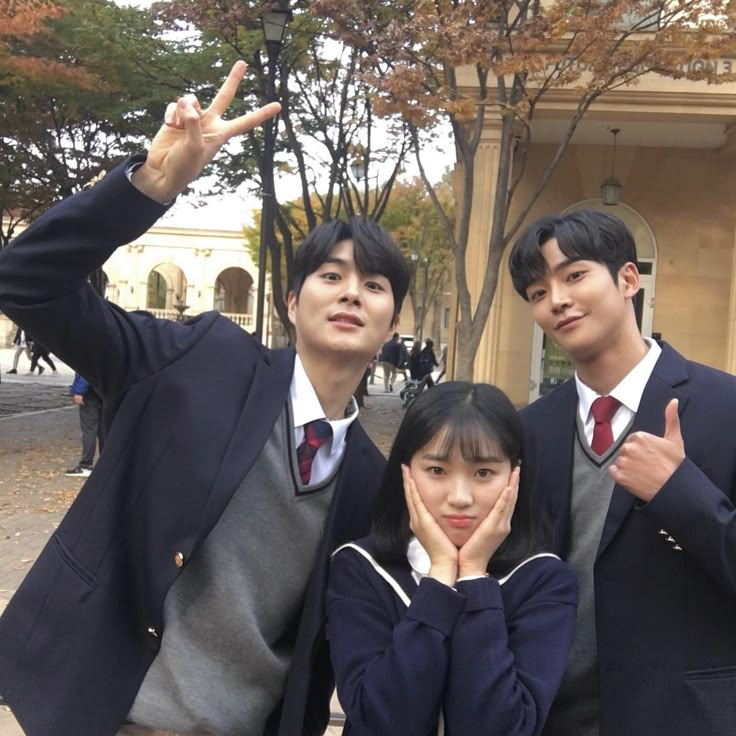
[407,536,431,580]
[576,338,662,418]
[289,354,359,454]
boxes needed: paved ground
[0,355,407,735]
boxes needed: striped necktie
[297,419,332,485]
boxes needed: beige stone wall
[491,142,736,405]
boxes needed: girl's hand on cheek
[402,465,458,586]
[458,466,520,578]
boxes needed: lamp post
[255,8,290,344]
[409,249,419,337]
[600,128,623,206]
[419,255,430,342]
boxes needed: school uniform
[521,340,736,735]
[0,160,385,736]
[327,537,578,736]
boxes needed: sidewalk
[0,376,408,734]
[0,347,76,388]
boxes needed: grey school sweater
[128,404,339,735]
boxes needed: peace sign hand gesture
[132,61,282,204]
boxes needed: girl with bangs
[327,381,578,736]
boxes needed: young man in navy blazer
[0,62,409,736]
[509,209,736,736]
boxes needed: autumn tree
[313,0,736,378]
[380,177,454,340]
[152,0,411,338]
[0,0,195,248]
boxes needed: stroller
[399,375,431,408]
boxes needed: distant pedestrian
[29,340,57,375]
[66,374,104,478]
[436,344,448,383]
[379,332,402,392]
[6,326,32,374]
[396,337,410,382]
[418,338,439,388]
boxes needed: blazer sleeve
[443,558,578,736]
[0,158,209,397]
[327,548,465,736]
[640,456,736,597]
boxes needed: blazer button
[174,552,185,568]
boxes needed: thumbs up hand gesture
[609,399,685,502]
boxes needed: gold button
[174,552,185,568]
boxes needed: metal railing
[147,309,254,329]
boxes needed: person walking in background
[379,331,402,392]
[417,337,439,388]
[29,339,57,375]
[6,325,32,374]
[436,344,448,383]
[328,381,577,735]
[66,373,104,478]
[396,336,410,382]
[509,209,736,735]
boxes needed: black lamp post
[600,128,623,206]
[255,8,290,343]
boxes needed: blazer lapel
[534,380,578,556]
[597,343,690,560]
[197,347,295,539]
[324,422,380,549]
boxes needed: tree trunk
[453,321,476,380]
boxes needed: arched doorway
[146,264,188,311]
[528,201,658,403]
[213,267,254,315]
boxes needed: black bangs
[290,217,410,315]
[432,415,505,464]
[351,218,410,314]
[508,216,558,298]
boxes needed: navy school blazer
[327,537,578,736]
[520,343,736,735]
[0,161,385,736]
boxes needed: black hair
[372,381,548,577]
[290,218,410,317]
[508,209,638,300]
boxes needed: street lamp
[600,128,623,206]
[349,159,366,182]
[255,7,290,344]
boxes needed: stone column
[449,120,507,383]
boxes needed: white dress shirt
[575,338,662,446]
[290,354,359,485]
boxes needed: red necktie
[297,420,332,485]
[590,396,620,455]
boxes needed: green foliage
[0,0,197,247]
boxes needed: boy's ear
[619,262,640,298]
[287,290,297,326]
[385,313,400,341]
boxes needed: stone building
[449,63,736,405]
